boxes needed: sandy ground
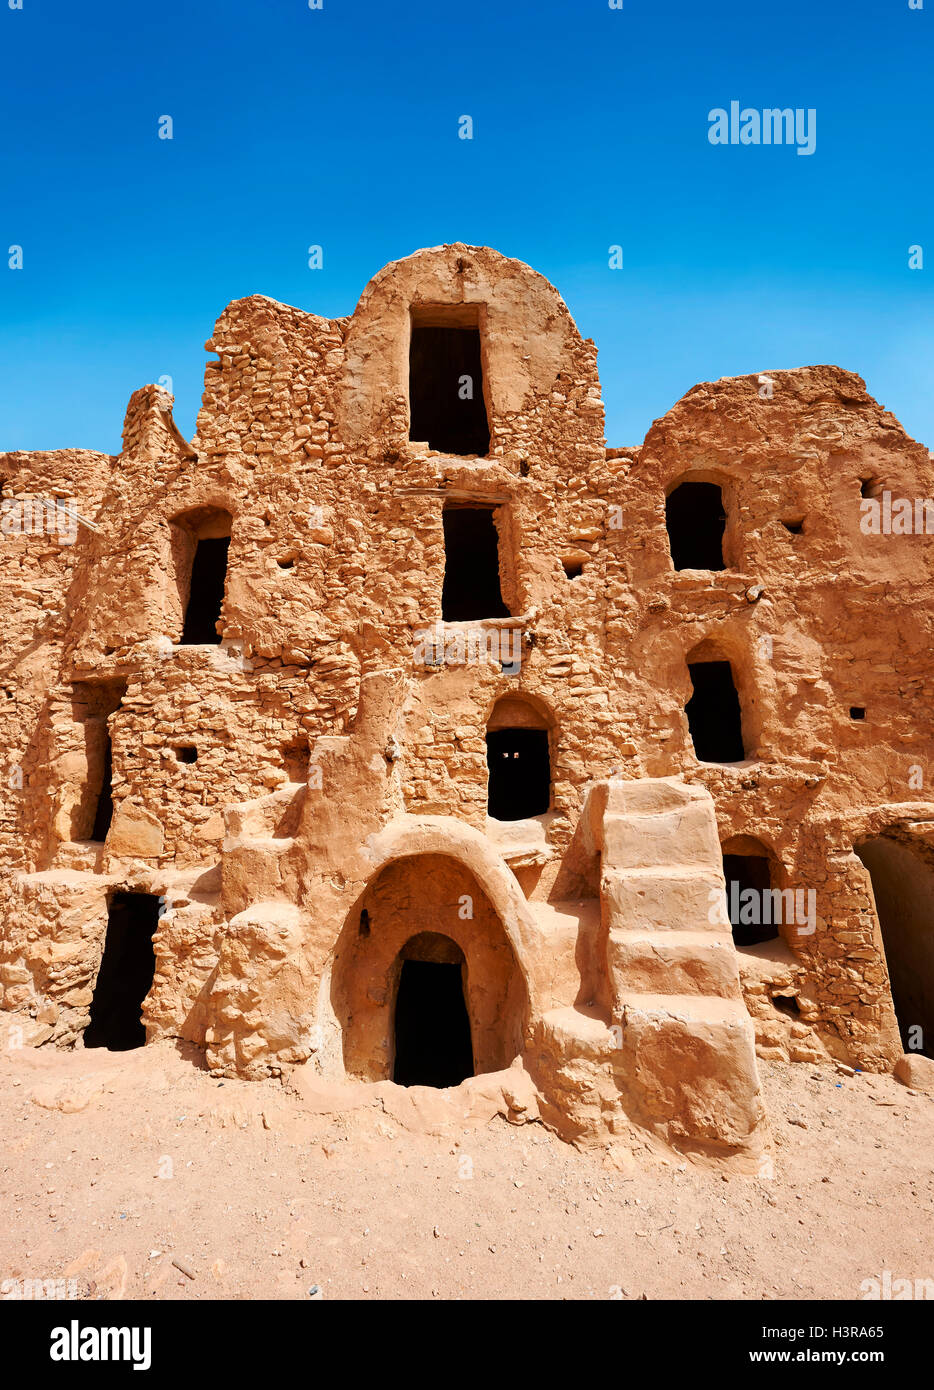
[1,1040,932,1302]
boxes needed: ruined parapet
[121,384,197,464]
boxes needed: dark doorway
[666,481,726,570]
[393,960,474,1087]
[441,505,509,621]
[409,325,489,456]
[686,660,745,762]
[486,727,551,820]
[857,838,934,1058]
[84,892,160,1051]
[181,536,229,645]
[90,734,114,843]
[723,853,778,947]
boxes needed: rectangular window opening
[409,307,490,457]
[441,504,510,621]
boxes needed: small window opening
[782,518,804,535]
[84,892,160,1051]
[849,706,866,721]
[686,659,746,763]
[861,477,883,500]
[486,727,550,820]
[772,993,801,1018]
[277,556,295,570]
[358,908,371,938]
[409,309,489,456]
[519,459,530,477]
[562,557,585,580]
[666,480,726,571]
[175,746,197,763]
[393,956,473,1088]
[441,504,509,621]
[722,852,778,946]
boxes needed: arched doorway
[485,694,553,821]
[856,836,934,1057]
[721,834,780,947]
[331,852,528,1085]
[393,933,473,1087]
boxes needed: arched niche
[330,852,530,1084]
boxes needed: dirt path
[1,1041,932,1301]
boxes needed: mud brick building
[3,244,933,1166]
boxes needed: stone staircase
[595,776,765,1159]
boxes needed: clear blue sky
[1,0,931,454]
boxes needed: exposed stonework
[3,242,933,1167]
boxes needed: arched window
[666,479,727,571]
[171,506,232,646]
[685,643,746,763]
[486,696,552,821]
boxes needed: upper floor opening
[409,304,490,457]
[170,505,232,646]
[441,502,510,621]
[666,478,727,571]
[486,695,553,822]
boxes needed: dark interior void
[686,661,746,763]
[84,892,160,1051]
[486,727,551,820]
[441,505,509,621]
[89,734,114,843]
[666,481,726,570]
[409,325,489,456]
[392,960,474,1087]
[723,853,778,947]
[856,838,934,1057]
[181,536,230,645]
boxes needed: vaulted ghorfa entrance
[393,933,473,1087]
[331,852,528,1086]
